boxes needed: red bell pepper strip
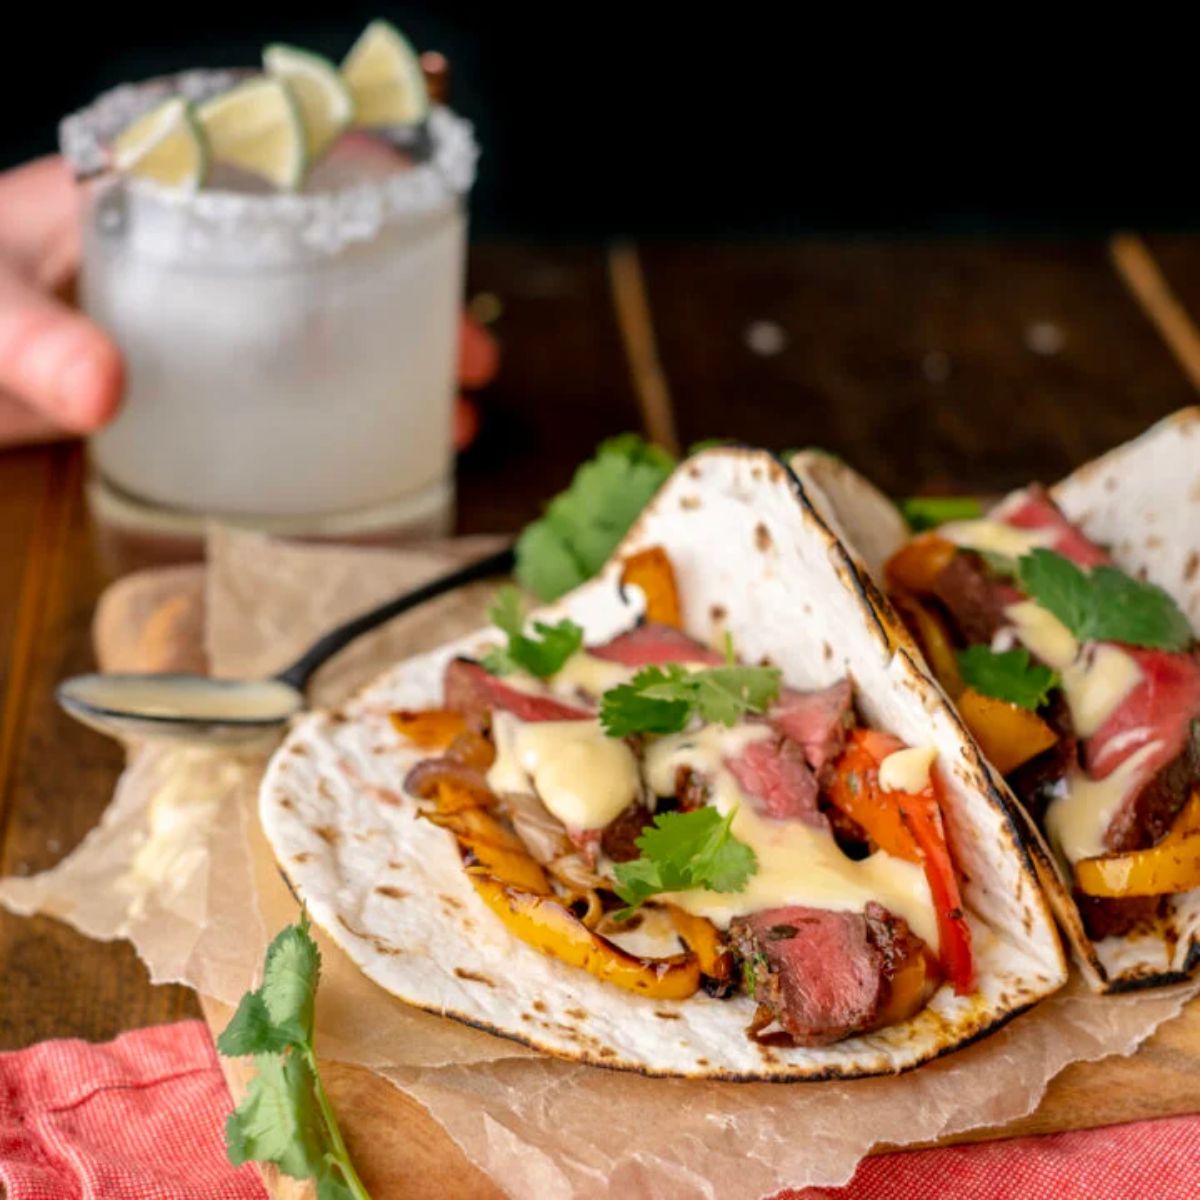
[827,729,974,994]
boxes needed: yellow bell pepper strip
[885,533,958,596]
[665,903,733,986]
[620,546,682,628]
[472,877,701,999]
[827,729,974,994]
[889,589,964,698]
[955,687,1059,776]
[874,946,942,1029]
[429,784,702,999]
[1075,790,1200,898]
[389,708,468,750]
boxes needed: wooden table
[2,236,1197,1049]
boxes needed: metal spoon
[57,544,515,745]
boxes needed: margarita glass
[60,60,477,545]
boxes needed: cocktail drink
[60,23,477,543]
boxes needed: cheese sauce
[642,725,938,949]
[940,518,1055,561]
[548,652,636,698]
[1003,603,1142,740]
[878,745,937,794]
[1044,740,1164,863]
[487,714,639,830]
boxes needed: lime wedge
[341,19,429,127]
[263,44,353,159]
[198,77,307,190]
[111,97,208,190]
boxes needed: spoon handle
[274,544,516,693]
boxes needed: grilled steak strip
[730,902,929,1046]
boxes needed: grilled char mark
[730,903,930,1046]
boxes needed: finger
[0,390,72,448]
[0,157,82,286]
[0,264,122,432]
[458,314,499,390]
[454,394,480,452]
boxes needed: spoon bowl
[57,673,305,744]
[56,543,515,745]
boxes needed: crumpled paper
[2,525,1198,1199]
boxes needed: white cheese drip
[940,518,1055,561]
[878,746,938,794]
[642,724,938,948]
[487,714,640,831]
[1044,740,1164,864]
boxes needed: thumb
[0,261,122,433]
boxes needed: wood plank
[0,444,198,1049]
[456,244,645,534]
[637,241,1196,494]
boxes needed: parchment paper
[2,525,1198,1199]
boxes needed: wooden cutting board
[98,563,1200,1199]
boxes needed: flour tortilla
[261,447,1066,1079]
[793,407,1200,993]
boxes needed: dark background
[1,7,1193,238]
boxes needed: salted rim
[60,68,478,222]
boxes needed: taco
[261,447,1065,1079]
[792,407,1200,992]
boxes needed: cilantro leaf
[225,1053,322,1179]
[261,921,321,1044]
[601,668,695,737]
[613,807,757,912]
[899,495,983,533]
[958,645,1059,710]
[481,586,584,678]
[219,914,371,1199]
[1086,567,1194,651]
[515,435,678,601]
[600,661,782,737]
[1017,549,1192,652]
[1016,549,1093,638]
[216,990,294,1058]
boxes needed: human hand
[0,156,122,447]
[0,155,498,451]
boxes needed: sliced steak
[930,549,1013,645]
[600,802,654,862]
[443,658,590,724]
[726,736,824,826]
[996,484,1110,568]
[1104,718,1200,853]
[770,680,854,774]
[730,902,928,1046]
[589,622,724,667]
[1088,648,1200,780]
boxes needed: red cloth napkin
[0,1020,265,1199]
[2,1019,1198,1199]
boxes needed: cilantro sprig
[218,914,370,1200]
[1017,549,1192,652]
[600,646,782,737]
[515,435,677,601]
[481,586,584,678]
[958,645,1059,710]
[613,806,758,915]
